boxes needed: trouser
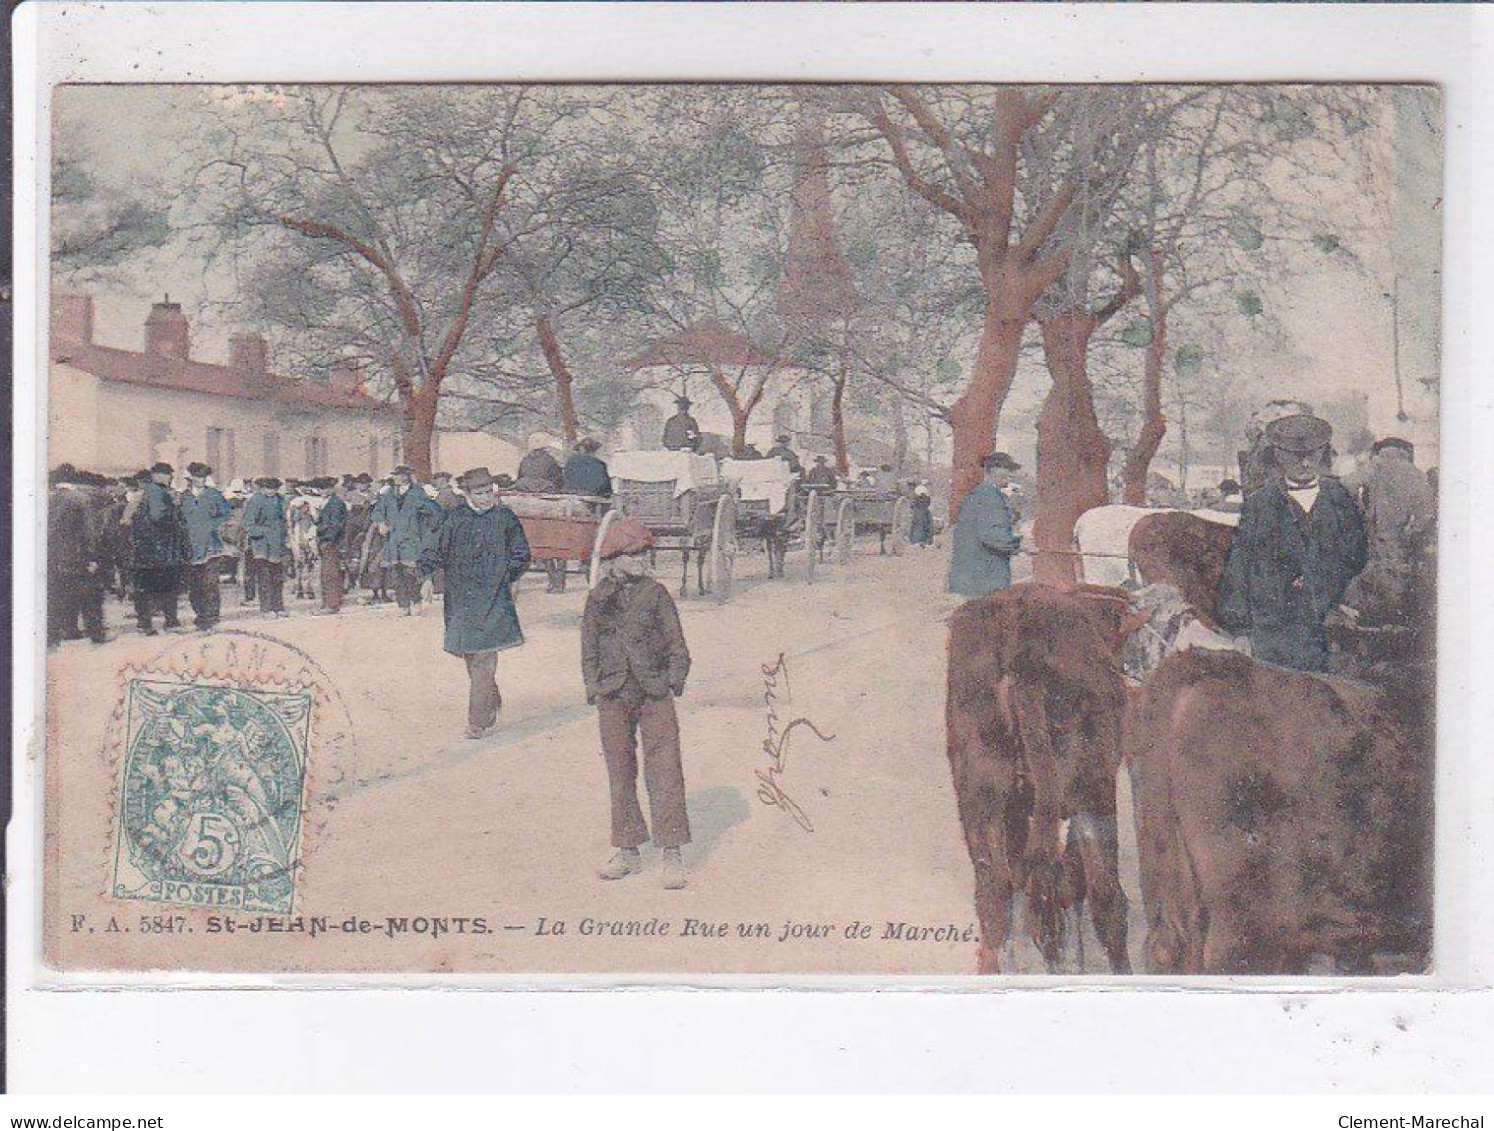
[256,559,286,613]
[241,545,257,601]
[463,650,503,730]
[187,561,222,629]
[545,559,567,593]
[48,571,105,643]
[392,564,421,609]
[320,545,344,611]
[597,678,690,849]
[132,567,181,631]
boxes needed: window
[225,430,237,481]
[148,420,171,465]
[262,433,280,476]
[207,427,222,471]
[304,437,328,476]
[369,434,381,478]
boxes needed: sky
[49,83,1443,473]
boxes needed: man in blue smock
[371,463,440,615]
[418,467,533,739]
[181,461,231,630]
[243,477,290,616]
[947,451,1022,598]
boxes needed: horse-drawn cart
[609,451,737,601]
[721,457,803,580]
[808,487,910,564]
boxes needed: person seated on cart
[563,437,613,499]
[662,397,701,452]
[804,454,838,490]
[516,433,564,493]
[765,434,803,476]
[910,484,934,548]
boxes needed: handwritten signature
[756,653,835,832]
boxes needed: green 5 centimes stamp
[111,678,313,914]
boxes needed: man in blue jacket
[315,477,350,615]
[1220,414,1368,672]
[371,464,440,615]
[947,452,1022,598]
[418,467,532,739]
[243,477,290,617]
[181,461,231,631]
[126,461,189,634]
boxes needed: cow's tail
[1008,678,1067,969]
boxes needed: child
[581,519,693,890]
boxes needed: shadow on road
[684,785,751,867]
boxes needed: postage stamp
[110,676,313,915]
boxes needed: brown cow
[946,583,1136,974]
[1126,649,1432,975]
[1128,511,1236,631]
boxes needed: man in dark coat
[371,464,440,615]
[515,438,564,493]
[803,455,838,490]
[47,466,109,645]
[125,462,188,634]
[1220,414,1368,672]
[765,433,803,476]
[315,477,350,615]
[243,477,290,617]
[661,396,701,452]
[418,467,532,739]
[947,452,1022,598]
[181,461,231,631]
[582,519,693,891]
[563,437,613,498]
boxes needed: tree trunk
[892,394,909,474]
[948,302,1026,521]
[400,385,441,481]
[1033,312,1112,587]
[535,313,580,444]
[831,371,849,474]
[1123,256,1168,505]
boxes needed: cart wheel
[588,509,618,590]
[890,497,910,556]
[710,493,737,603]
[835,498,855,564]
[804,490,820,583]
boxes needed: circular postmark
[103,629,357,915]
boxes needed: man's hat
[48,463,81,486]
[149,461,174,476]
[1264,414,1333,454]
[494,473,516,489]
[813,454,829,463]
[1372,436,1415,458]
[355,473,373,484]
[254,476,281,489]
[576,437,601,453]
[599,517,654,560]
[186,461,212,478]
[1219,478,1242,495]
[432,470,452,481]
[981,451,1021,472]
[457,466,495,491]
[674,396,692,408]
[775,434,791,444]
[392,464,414,476]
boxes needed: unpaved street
[44,542,1143,976]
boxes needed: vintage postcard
[38,81,1440,978]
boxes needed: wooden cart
[808,487,910,564]
[503,492,611,584]
[611,454,737,602]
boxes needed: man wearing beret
[418,467,532,739]
[123,461,189,635]
[947,452,1022,598]
[1220,414,1368,672]
[371,464,440,615]
[582,519,693,890]
[243,476,290,617]
[181,461,231,631]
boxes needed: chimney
[330,360,364,396]
[144,295,190,359]
[230,333,269,378]
[51,293,95,349]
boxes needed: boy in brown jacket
[581,518,692,890]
